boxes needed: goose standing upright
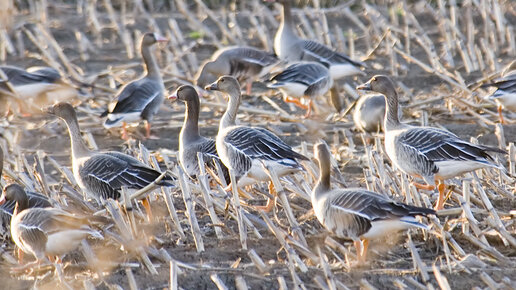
[357,75,506,210]
[195,46,278,94]
[353,93,387,133]
[482,70,516,124]
[168,85,230,184]
[0,184,103,266]
[267,61,333,117]
[0,147,51,240]
[272,0,364,79]
[102,32,168,139]
[46,102,174,214]
[312,142,435,263]
[206,76,308,211]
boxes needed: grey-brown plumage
[169,85,230,184]
[312,142,434,263]
[357,75,506,210]
[102,32,168,138]
[47,102,174,201]
[195,46,278,89]
[353,94,386,133]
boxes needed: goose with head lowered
[0,147,52,241]
[206,76,308,211]
[102,32,168,139]
[270,0,365,79]
[312,142,435,264]
[357,75,506,210]
[195,46,278,95]
[0,184,103,267]
[168,85,230,185]
[46,102,174,214]
[267,61,332,117]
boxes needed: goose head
[168,85,199,103]
[141,32,168,47]
[0,184,29,213]
[356,75,396,96]
[205,76,241,101]
[45,102,77,122]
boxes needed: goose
[0,184,103,266]
[195,46,279,95]
[0,66,75,115]
[168,85,230,184]
[353,93,386,133]
[271,0,364,79]
[102,32,168,139]
[46,102,174,214]
[267,61,333,117]
[482,70,516,124]
[206,76,308,211]
[312,142,435,263]
[0,147,52,241]
[357,75,506,210]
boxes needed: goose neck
[181,98,201,143]
[63,115,91,159]
[313,159,331,201]
[141,43,161,79]
[383,89,401,130]
[219,90,240,130]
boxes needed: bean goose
[0,184,103,266]
[482,70,516,124]
[353,93,387,133]
[0,147,51,241]
[206,76,308,211]
[357,75,506,210]
[271,0,364,79]
[46,103,174,213]
[168,85,230,184]
[195,46,278,94]
[312,142,435,263]
[267,62,333,117]
[102,32,168,139]
[0,66,75,114]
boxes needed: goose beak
[154,33,169,43]
[44,104,55,115]
[205,81,219,91]
[356,81,372,91]
[168,92,178,102]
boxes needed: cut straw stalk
[196,152,224,239]
[228,169,247,250]
[177,166,205,252]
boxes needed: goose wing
[80,152,170,200]
[110,78,162,114]
[0,66,60,86]
[299,40,364,68]
[400,127,505,164]
[224,126,307,163]
[270,62,329,86]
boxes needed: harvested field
[0,0,515,289]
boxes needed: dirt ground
[0,1,515,289]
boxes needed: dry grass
[0,0,515,289]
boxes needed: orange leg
[17,248,24,264]
[435,181,446,210]
[254,181,276,212]
[498,105,506,125]
[354,239,369,264]
[121,122,129,140]
[145,121,152,139]
[141,197,153,221]
[410,182,435,191]
[303,99,313,118]
[245,82,252,95]
[283,95,310,115]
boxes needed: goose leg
[17,248,24,263]
[141,197,153,221]
[254,181,276,212]
[411,182,435,191]
[361,239,369,263]
[121,122,129,140]
[303,99,313,118]
[354,238,369,264]
[435,181,446,210]
[498,105,506,125]
[145,120,152,139]
[283,96,309,111]
[245,82,252,95]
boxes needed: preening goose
[195,46,278,94]
[168,85,230,184]
[312,142,435,263]
[102,32,168,139]
[206,76,308,211]
[0,147,52,241]
[0,184,102,265]
[357,75,506,210]
[0,66,75,114]
[46,102,174,207]
[482,70,516,124]
[353,93,386,133]
[272,0,364,79]
[267,61,333,117]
